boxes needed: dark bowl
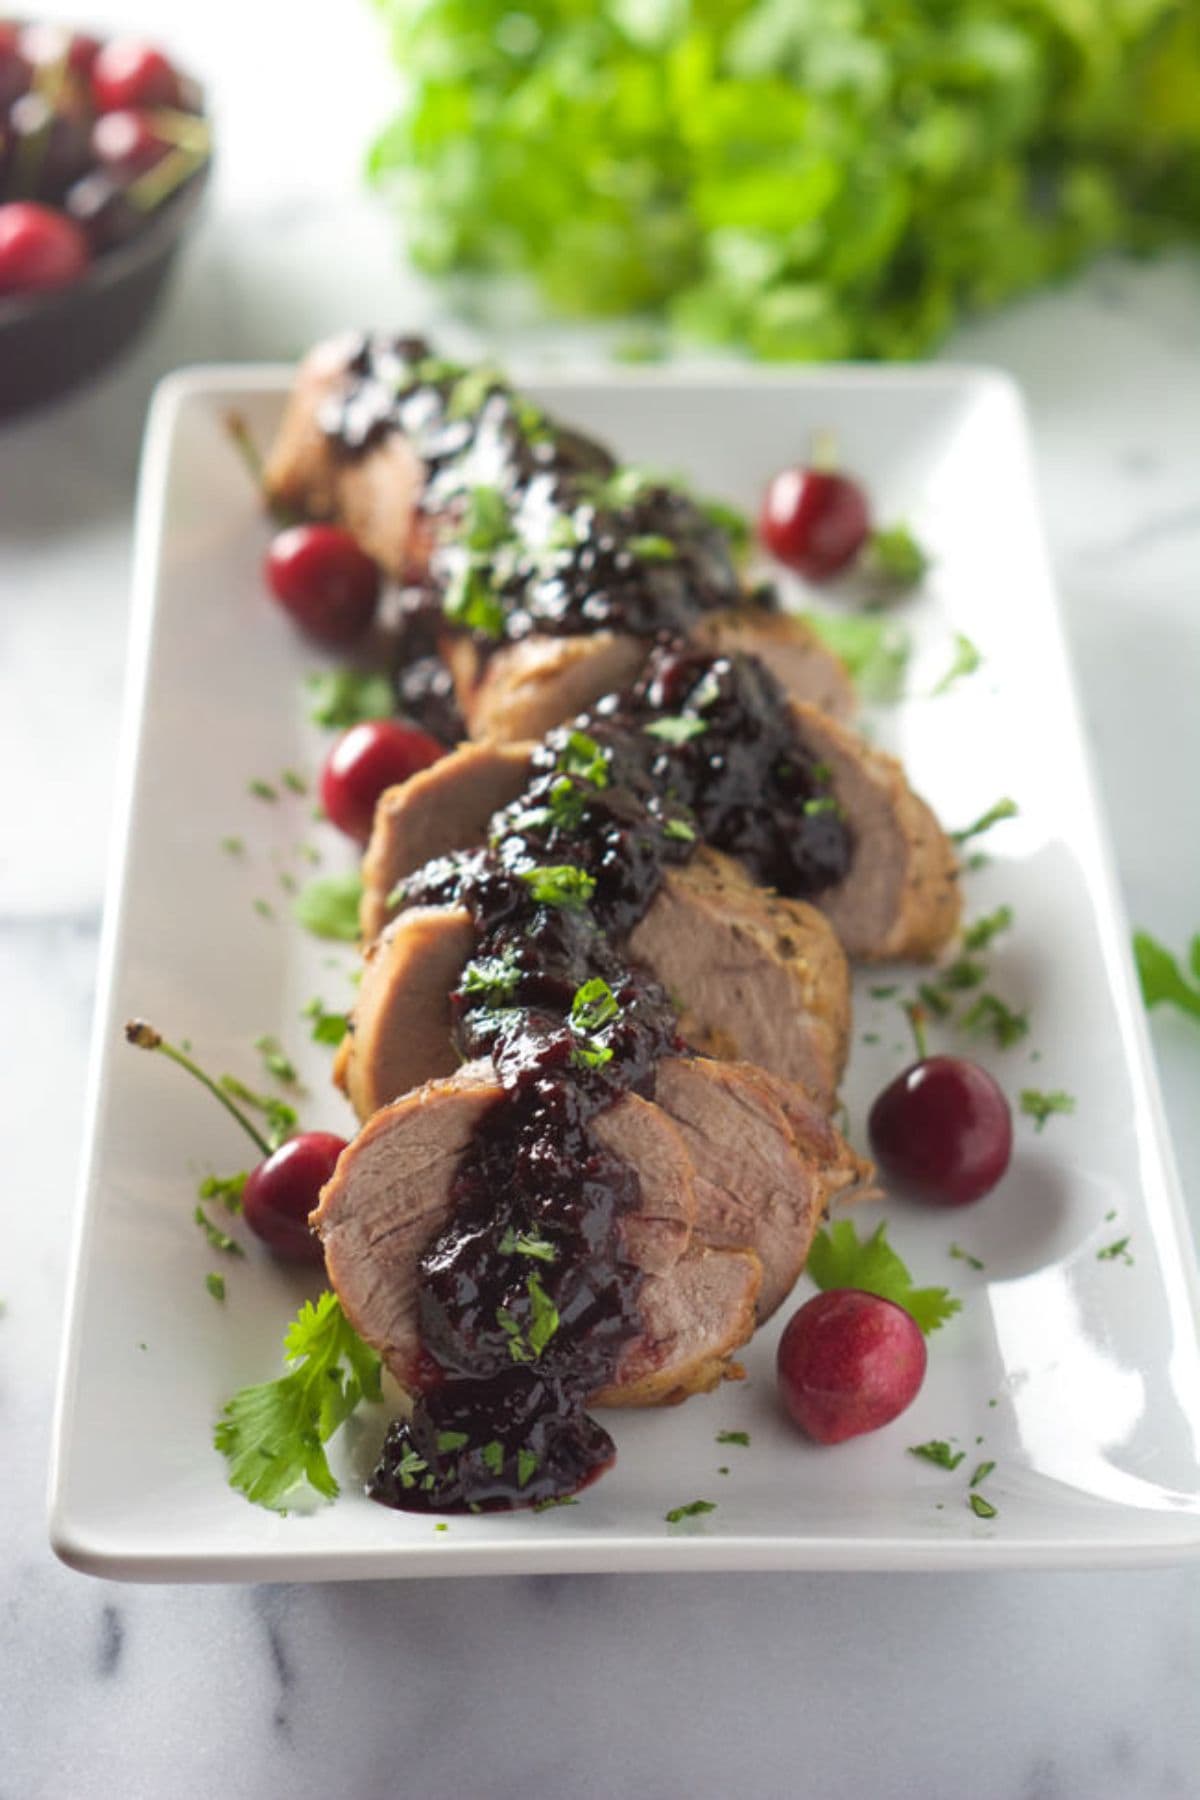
[0,155,210,421]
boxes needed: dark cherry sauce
[318,334,750,689]
[369,647,853,1514]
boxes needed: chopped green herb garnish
[497,1227,558,1263]
[665,1500,717,1524]
[664,818,697,843]
[253,898,274,920]
[1019,1088,1075,1130]
[644,715,707,746]
[570,978,620,1034]
[443,563,506,639]
[961,992,1029,1048]
[303,997,351,1047]
[255,1034,297,1086]
[205,1272,226,1302]
[699,497,750,554]
[248,779,277,802]
[952,797,1018,844]
[526,1271,560,1357]
[459,484,513,552]
[629,533,677,561]
[519,864,596,910]
[968,1492,998,1519]
[306,668,395,729]
[803,796,842,817]
[949,1242,985,1272]
[217,1076,297,1151]
[220,836,244,856]
[281,769,307,795]
[869,984,899,1000]
[808,1220,961,1335]
[963,906,1013,952]
[394,1448,430,1490]
[214,1296,382,1512]
[931,632,982,696]
[194,1206,245,1256]
[516,1448,539,1488]
[864,523,930,590]
[293,873,363,942]
[1097,1237,1134,1265]
[938,958,987,992]
[969,1460,996,1486]
[198,1170,247,1214]
[800,612,910,702]
[448,364,505,421]
[909,1440,965,1470]
[532,1494,579,1513]
[570,1039,614,1070]
[716,1430,750,1448]
[1133,929,1200,1023]
[462,948,522,1006]
[557,730,609,788]
[436,1430,470,1453]
[917,981,953,1018]
[481,1439,504,1475]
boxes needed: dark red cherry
[320,719,445,843]
[759,466,870,581]
[777,1289,927,1443]
[264,523,381,645]
[91,39,181,114]
[17,23,100,79]
[64,170,142,254]
[242,1132,347,1263]
[0,201,89,294]
[868,1056,1013,1206]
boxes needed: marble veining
[3,1,1199,1795]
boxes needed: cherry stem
[809,428,839,475]
[222,412,296,525]
[903,1001,928,1062]
[124,1020,272,1158]
[126,143,205,214]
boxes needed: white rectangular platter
[50,364,1200,1580]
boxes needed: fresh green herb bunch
[367,0,1200,359]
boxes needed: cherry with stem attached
[125,1020,345,1263]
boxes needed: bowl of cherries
[0,20,210,418]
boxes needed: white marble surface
[4,4,1200,1795]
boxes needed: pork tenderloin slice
[263,337,430,580]
[334,905,476,1119]
[591,1247,761,1407]
[312,1060,700,1396]
[789,701,961,961]
[454,632,650,746]
[360,739,534,942]
[337,847,851,1121]
[653,1055,868,1323]
[627,846,849,1110]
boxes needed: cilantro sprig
[807,1220,961,1335]
[214,1293,383,1511]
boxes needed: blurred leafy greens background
[367,0,1200,358]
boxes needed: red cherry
[868,1056,1013,1206]
[91,39,181,113]
[18,24,100,79]
[0,202,90,296]
[242,1131,347,1263]
[91,108,169,176]
[777,1289,927,1444]
[759,466,871,581]
[264,524,381,645]
[320,719,445,844]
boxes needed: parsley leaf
[665,1500,717,1523]
[962,906,1014,952]
[864,523,930,589]
[526,1271,560,1357]
[461,949,522,1006]
[556,731,609,787]
[716,1430,750,1447]
[807,1220,961,1335]
[1133,930,1200,1023]
[952,797,1018,844]
[569,978,619,1034]
[800,612,911,702]
[214,1293,382,1512]
[909,1440,965,1470]
[931,632,982,696]
[306,669,394,729]
[629,533,677,561]
[948,1242,985,1272]
[205,1272,226,1302]
[194,1205,245,1256]
[303,997,351,1047]
[644,715,707,746]
[255,1034,298,1086]
[961,992,1029,1048]
[497,1226,557,1263]
[1097,1236,1134,1265]
[664,817,697,843]
[1020,1089,1075,1130]
[459,484,513,553]
[969,1460,996,1487]
[968,1492,998,1520]
[519,865,596,910]
[197,1170,247,1214]
[443,564,505,639]
[293,873,363,942]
